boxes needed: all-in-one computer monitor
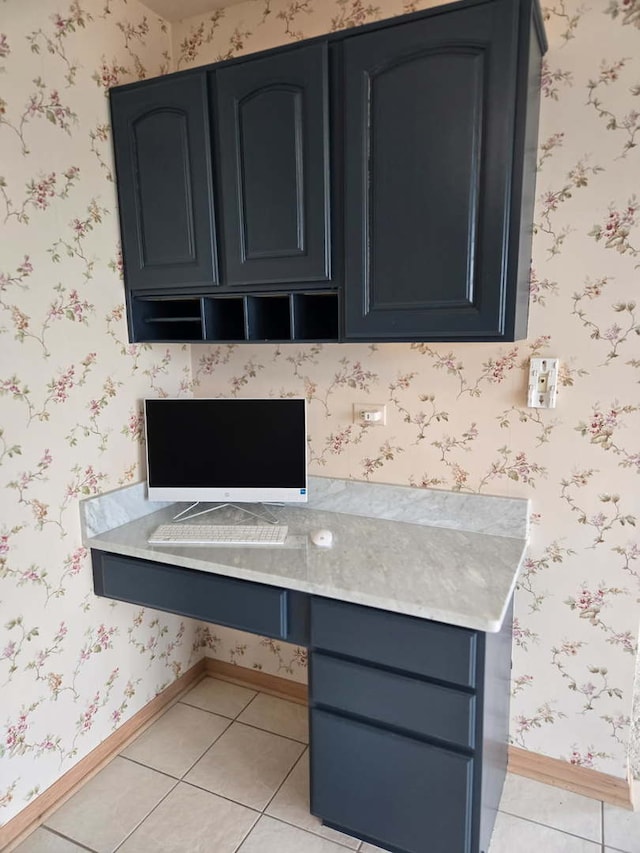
[144,397,307,505]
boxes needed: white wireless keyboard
[148,523,288,546]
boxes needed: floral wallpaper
[174,0,640,783]
[0,0,199,829]
[1,0,639,834]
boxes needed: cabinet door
[342,0,521,341]
[311,709,474,853]
[110,74,218,291]
[215,43,331,288]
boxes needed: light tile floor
[12,676,640,853]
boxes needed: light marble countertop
[81,477,529,633]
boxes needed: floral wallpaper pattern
[1,0,639,833]
[0,0,195,828]
[174,0,640,782]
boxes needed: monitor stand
[173,502,280,525]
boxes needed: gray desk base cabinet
[92,549,513,853]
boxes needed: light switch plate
[527,358,559,408]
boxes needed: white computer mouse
[310,528,333,548]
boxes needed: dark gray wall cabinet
[110,0,546,344]
[110,73,218,293]
[343,0,543,341]
[216,43,331,289]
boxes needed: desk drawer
[310,709,473,853]
[92,550,289,639]
[311,652,475,748]
[310,597,477,688]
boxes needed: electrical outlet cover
[353,403,387,426]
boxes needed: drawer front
[92,551,288,639]
[310,709,473,853]
[310,597,477,688]
[311,652,475,748]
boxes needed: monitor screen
[144,398,307,503]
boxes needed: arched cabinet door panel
[110,73,217,291]
[343,0,541,341]
[215,43,331,288]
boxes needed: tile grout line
[271,817,362,852]
[118,752,183,779]
[40,755,181,853]
[232,818,255,853]
[237,690,262,715]
[176,700,241,719]
[113,696,309,853]
[192,694,357,852]
[120,691,308,814]
[175,710,237,779]
[173,775,266,813]
[239,813,365,853]
[125,683,307,785]
[230,686,310,743]
[179,673,258,718]
[229,812,261,853]
[116,753,185,783]
[178,690,309,743]
[261,745,309,815]
[118,753,271,818]
[227,716,310,745]
[497,808,603,846]
[259,747,363,851]
[111,775,182,852]
[226,709,292,853]
[172,733,305,814]
[104,684,260,853]
[177,697,255,721]
[38,825,99,852]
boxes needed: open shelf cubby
[130,290,340,343]
[130,296,205,342]
[202,296,246,341]
[246,295,292,341]
[293,292,339,340]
